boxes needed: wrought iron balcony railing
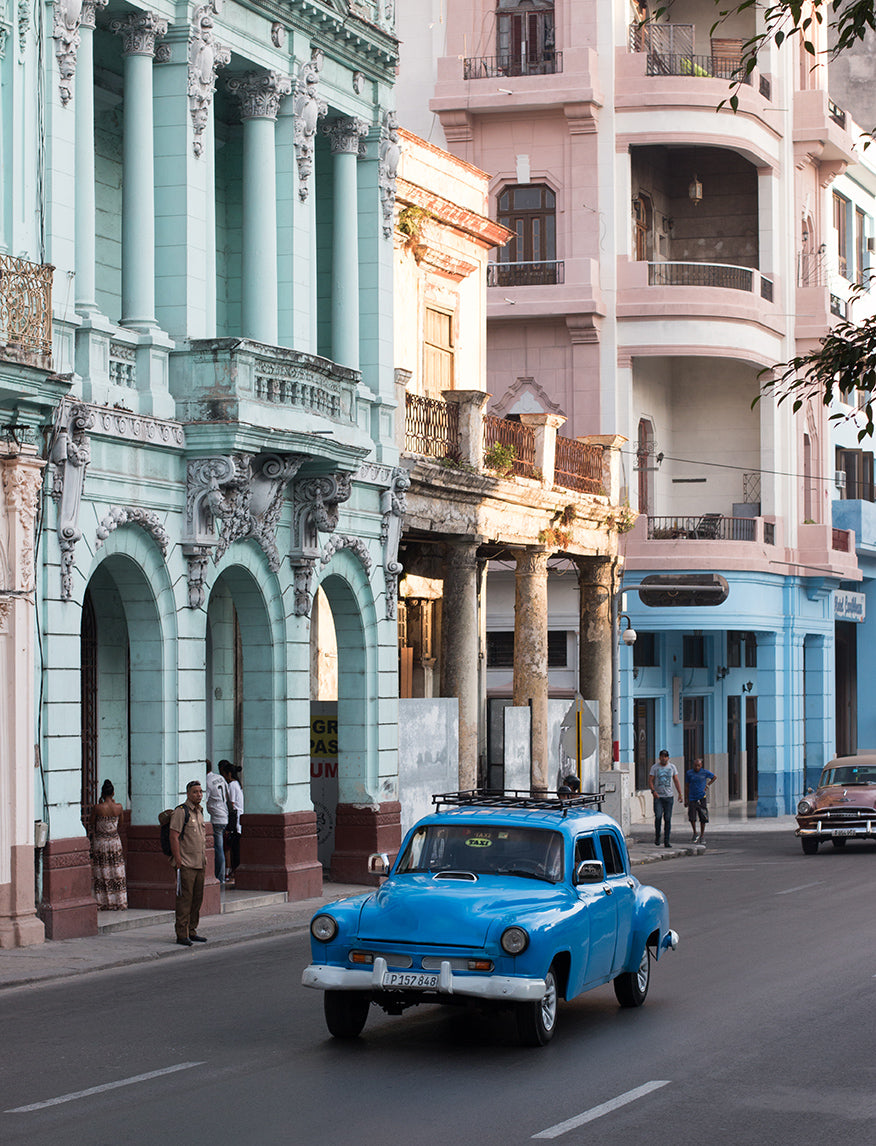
[463,51,562,80]
[0,253,53,364]
[554,436,603,494]
[483,414,537,478]
[647,515,774,543]
[488,260,564,287]
[648,261,772,297]
[404,392,460,461]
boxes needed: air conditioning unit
[835,470,847,490]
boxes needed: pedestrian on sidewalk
[649,750,682,848]
[220,760,244,881]
[170,780,208,947]
[205,761,230,885]
[89,779,127,910]
[684,757,716,844]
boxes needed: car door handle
[603,885,612,895]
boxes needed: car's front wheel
[614,946,650,1008]
[324,991,370,1039]
[516,966,558,1046]
[801,836,819,855]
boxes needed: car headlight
[311,914,338,942]
[501,926,529,955]
[797,800,813,815]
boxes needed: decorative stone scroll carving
[95,506,170,553]
[324,115,370,156]
[379,467,409,619]
[289,472,353,617]
[320,534,372,572]
[188,0,230,157]
[52,0,81,105]
[292,50,327,201]
[18,0,28,57]
[50,402,94,601]
[110,10,168,57]
[184,453,304,604]
[378,110,401,239]
[1,458,43,596]
[227,68,292,121]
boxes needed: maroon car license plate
[832,829,856,836]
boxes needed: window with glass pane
[496,1,556,76]
[423,307,453,395]
[834,192,849,279]
[855,207,867,287]
[497,185,557,263]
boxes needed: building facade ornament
[181,543,211,609]
[110,10,168,57]
[50,402,94,601]
[186,453,304,583]
[52,0,81,105]
[291,473,353,558]
[379,467,409,618]
[187,0,230,157]
[292,50,327,201]
[292,557,316,617]
[324,115,370,156]
[18,0,28,58]
[95,505,170,554]
[270,21,285,48]
[1,457,43,594]
[378,109,401,239]
[94,407,185,446]
[320,534,372,572]
[227,68,292,121]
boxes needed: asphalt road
[1,830,874,1146]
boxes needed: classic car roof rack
[432,789,605,816]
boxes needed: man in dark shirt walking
[170,780,207,947]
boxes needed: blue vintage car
[302,792,679,1045]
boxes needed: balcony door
[497,1,555,75]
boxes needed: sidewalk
[0,816,796,992]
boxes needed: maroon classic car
[796,754,876,854]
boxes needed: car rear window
[397,824,565,882]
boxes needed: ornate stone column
[325,116,369,370]
[228,70,292,345]
[576,556,614,768]
[440,540,481,789]
[0,450,49,948]
[512,548,550,792]
[112,11,167,331]
[74,0,107,315]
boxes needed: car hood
[355,875,565,948]
[806,785,876,812]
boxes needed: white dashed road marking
[775,881,823,895]
[532,1080,671,1139]
[5,1061,205,1113]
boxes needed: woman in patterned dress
[90,779,127,910]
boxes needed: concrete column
[442,389,491,467]
[112,11,168,331]
[0,450,47,948]
[440,540,481,789]
[519,413,566,486]
[804,633,833,791]
[512,548,550,793]
[576,556,614,768]
[326,117,369,370]
[74,1,106,315]
[228,71,292,346]
[580,434,627,502]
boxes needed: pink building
[399,0,861,816]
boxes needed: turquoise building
[1,0,403,942]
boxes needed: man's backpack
[158,804,190,857]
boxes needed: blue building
[1,0,404,943]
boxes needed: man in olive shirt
[170,780,208,947]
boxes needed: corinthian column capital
[324,115,370,156]
[110,11,169,57]
[227,70,293,121]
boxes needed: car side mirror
[368,852,390,876]
[574,859,605,884]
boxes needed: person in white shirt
[220,760,244,881]
[648,750,683,849]
[204,761,230,884]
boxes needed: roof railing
[432,790,605,814]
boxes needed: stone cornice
[396,178,512,250]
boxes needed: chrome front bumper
[796,822,875,837]
[302,956,547,1002]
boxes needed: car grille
[800,807,875,824]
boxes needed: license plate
[382,972,439,989]
[832,829,856,837]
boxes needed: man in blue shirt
[684,758,716,845]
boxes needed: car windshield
[396,824,565,883]
[820,765,876,787]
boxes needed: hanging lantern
[688,174,703,204]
